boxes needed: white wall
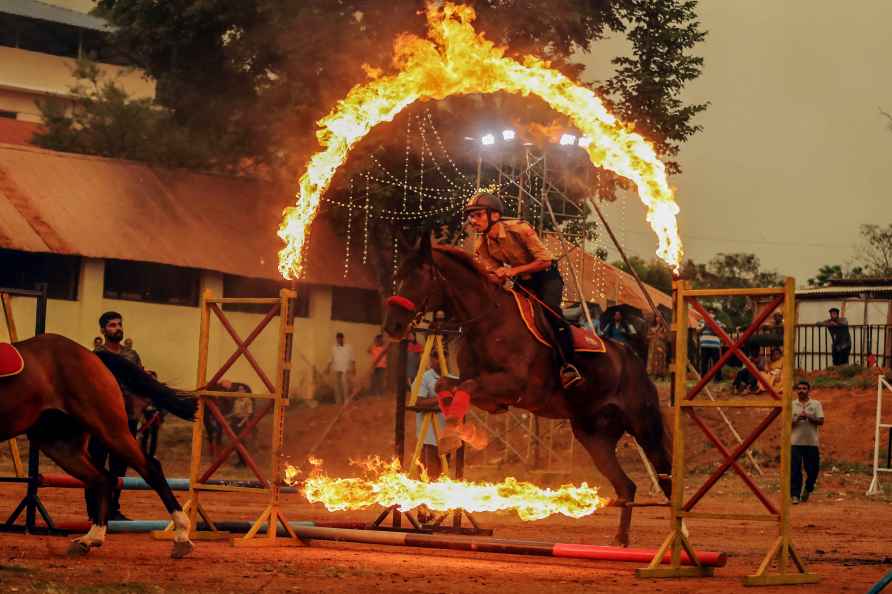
[797,298,891,326]
[1,258,382,398]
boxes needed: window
[331,287,382,325]
[104,260,200,306]
[0,110,16,120]
[0,249,80,300]
[222,274,309,317]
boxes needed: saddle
[0,343,24,378]
[508,289,606,354]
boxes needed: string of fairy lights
[322,108,626,305]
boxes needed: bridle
[386,252,500,332]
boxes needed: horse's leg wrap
[170,510,194,559]
[69,523,106,556]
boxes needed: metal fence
[794,324,892,372]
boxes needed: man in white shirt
[791,380,824,504]
[326,332,355,405]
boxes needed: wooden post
[1,293,24,478]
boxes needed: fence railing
[794,324,892,372]
[687,324,891,374]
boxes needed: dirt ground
[1,380,891,593]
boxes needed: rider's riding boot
[559,363,584,390]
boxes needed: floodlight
[481,133,496,146]
[502,129,516,141]
[559,133,577,146]
[578,136,592,148]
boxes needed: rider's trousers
[518,263,575,364]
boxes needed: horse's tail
[94,350,197,421]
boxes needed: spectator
[646,321,669,379]
[732,350,764,395]
[89,311,142,521]
[699,326,722,382]
[819,307,851,366]
[406,332,424,387]
[229,382,255,468]
[791,380,824,504]
[326,332,355,405]
[415,360,447,481]
[368,334,388,396]
[600,310,635,345]
[760,347,784,394]
[414,359,448,525]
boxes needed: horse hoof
[171,540,195,559]
[67,541,91,557]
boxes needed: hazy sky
[580,1,892,285]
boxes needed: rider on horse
[464,192,584,389]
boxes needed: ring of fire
[277,1,683,279]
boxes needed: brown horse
[383,236,672,546]
[0,334,196,558]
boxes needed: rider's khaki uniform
[473,219,554,276]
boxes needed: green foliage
[32,61,214,168]
[808,264,843,287]
[83,1,707,291]
[680,252,782,328]
[807,263,865,287]
[855,223,892,276]
[93,1,707,175]
[601,0,709,177]
[613,255,673,294]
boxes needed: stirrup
[560,363,584,389]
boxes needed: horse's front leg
[436,373,527,451]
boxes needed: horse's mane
[432,244,487,277]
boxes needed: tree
[92,1,707,173]
[681,253,782,328]
[87,0,708,290]
[855,223,892,276]
[807,265,843,288]
[806,263,865,287]
[613,255,673,294]
[32,61,212,168]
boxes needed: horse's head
[382,233,448,340]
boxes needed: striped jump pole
[37,474,299,493]
[288,526,727,567]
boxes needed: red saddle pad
[0,343,24,377]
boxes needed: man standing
[326,332,355,405]
[368,334,388,396]
[90,311,141,521]
[791,380,824,504]
[699,325,722,383]
[820,307,851,366]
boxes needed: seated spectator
[757,347,784,394]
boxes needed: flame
[285,457,605,522]
[277,2,683,278]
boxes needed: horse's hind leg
[99,430,194,558]
[627,399,673,499]
[30,418,116,556]
[571,410,636,547]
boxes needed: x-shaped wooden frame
[194,303,278,486]
[682,295,784,515]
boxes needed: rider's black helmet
[464,192,504,216]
